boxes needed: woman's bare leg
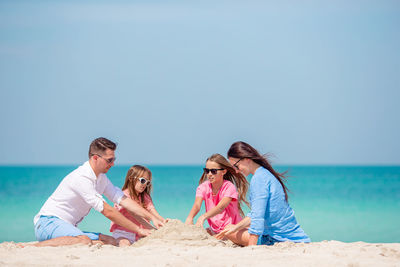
[226,228,250,246]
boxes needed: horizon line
[0,163,399,167]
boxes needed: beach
[2,165,400,244]
[1,220,399,267]
[1,1,399,265]
[1,166,399,266]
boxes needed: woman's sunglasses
[203,168,224,175]
[233,158,243,169]
[138,177,151,185]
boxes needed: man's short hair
[88,137,117,158]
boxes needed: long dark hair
[199,153,250,217]
[227,141,289,201]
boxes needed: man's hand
[152,217,164,228]
[137,228,152,237]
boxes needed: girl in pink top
[110,165,165,246]
[185,154,249,235]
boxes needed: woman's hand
[215,224,236,240]
[195,215,206,228]
[248,234,259,246]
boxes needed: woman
[216,141,310,246]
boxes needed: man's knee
[76,235,92,245]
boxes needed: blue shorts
[35,216,100,241]
[258,234,280,246]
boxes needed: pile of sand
[133,219,235,247]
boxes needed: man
[33,137,163,247]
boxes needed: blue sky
[0,0,399,165]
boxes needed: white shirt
[33,161,125,226]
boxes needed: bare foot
[13,242,36,248]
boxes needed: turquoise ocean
[0,165,399,243]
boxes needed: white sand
[1,220,399,267]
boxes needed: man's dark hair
[88,137,117,158]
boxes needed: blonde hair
[199,153,249,217]
[122,165,153,209]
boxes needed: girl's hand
[137,228,152,237]
[195,215,205,228]
[185,217,193,225]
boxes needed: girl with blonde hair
[110,165,165,246]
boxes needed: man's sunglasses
[93,154,116,164]
[203,168,224,175]
[138,177,151,185]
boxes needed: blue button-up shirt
[248,167,310,242]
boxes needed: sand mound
[133,219,236,247]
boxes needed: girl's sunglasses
[138,177,151,185]
[203,168,224,175]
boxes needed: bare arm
[101,201,151,237]
[185,197,203,224]
[119,196,164,228]
[125,210,155,230]
[235,216,251,230]
[195,197,232,228]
